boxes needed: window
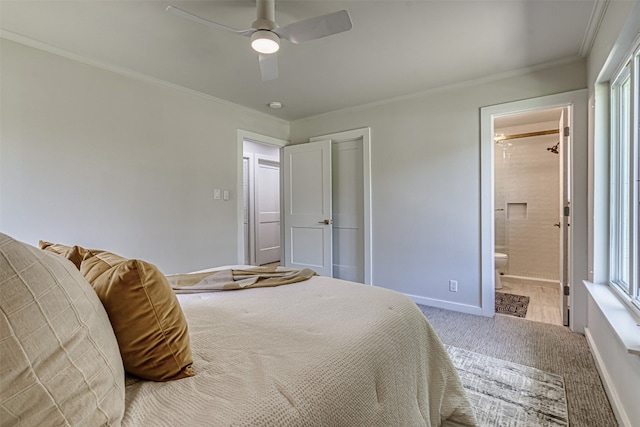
[609,39,640,308]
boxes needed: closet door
[332,139,364,282]
[283,141,333,276]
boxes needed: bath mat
[495,292,529,318]
[447,345,568,427]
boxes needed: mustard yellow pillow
[80,249,194,381]
[79,249,128,283]
[39,240,87,269]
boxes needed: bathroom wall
[494,121,560,282]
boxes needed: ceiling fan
[166,0,353,81]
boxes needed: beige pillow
[0,233,125,426]
[80,249,194,381]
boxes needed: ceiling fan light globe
[251,30,280,54]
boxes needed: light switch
[214,189,221,200]
[223,190,230,201]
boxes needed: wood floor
[498,280,564,326]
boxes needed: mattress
[122,273,476,426]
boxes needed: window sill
[584,281,640,356]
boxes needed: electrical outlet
[449,280,458,292]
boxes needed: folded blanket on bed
[166,266,316,292]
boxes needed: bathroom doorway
[480,89,588,330]
[493,107,567,325]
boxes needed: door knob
[554,222,561,228]
[318,219,332,225]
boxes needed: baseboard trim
[404,293,485,316]
[501,275,560,289]
[585,327,632,427]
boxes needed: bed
[0,234,477,427]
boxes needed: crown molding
[579,0,610,57]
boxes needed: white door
[559,107,571,326]
[283,141,333,276]
[332,139,364,282]
[255,155,280,265]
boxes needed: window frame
[634,46,640,307]
[609,38,640,311]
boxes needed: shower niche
[507,202,528,220]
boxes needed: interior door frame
[236,130,287,265]
[559,107,571,326]
[244,152,254,265]
[310,127,373,285]
[480,90,588,331]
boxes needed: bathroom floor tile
[498,281,563,326]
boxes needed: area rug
[495,292,530,318]
[447,345,568,427]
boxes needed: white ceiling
[0,0,599,121]
[494,107,563,129]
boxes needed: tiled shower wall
[495,121,560,282]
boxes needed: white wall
[291,60,586,312]
[585,1,640,426]
[0,39,289,274]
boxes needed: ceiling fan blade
[274,10,352,44]
[258,53,279,81]
[166,5,254,37]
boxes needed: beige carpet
[418,305,616,427]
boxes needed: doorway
[480,89,588,331]
[236,130,287,266]
[492,107,567,325]
[243,140,280,266]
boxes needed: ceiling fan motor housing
[251,18,278,32]
[256,0,276,23]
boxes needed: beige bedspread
[166,266,316,292]
[122,273,477,426]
